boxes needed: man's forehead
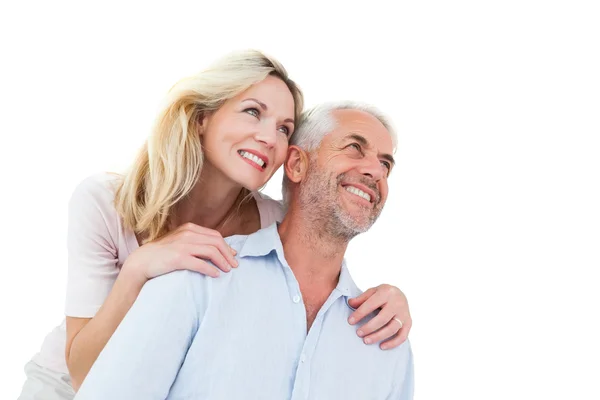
[326,109,393,152]
[332,109,381,126]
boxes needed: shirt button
[292,295,300,303]
[300,353,306,363]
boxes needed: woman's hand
[122,223,238,285]
[347,284,412,350]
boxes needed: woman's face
[200,75,296,191]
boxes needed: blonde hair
[114,50,304,243]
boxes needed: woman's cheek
[276,143,289,168]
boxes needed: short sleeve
[254,192,285,228]
[64,174,121,317]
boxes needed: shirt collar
[238,222,363,299]
[336,261,363,299]
[238,222,282,259]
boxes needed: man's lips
[340,182,378,204]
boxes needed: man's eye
[381,160,391,170]
[348,143,361,151]
[244,108,260,117]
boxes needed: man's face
[298,109,395,240]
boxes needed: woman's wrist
[119,260,148,291]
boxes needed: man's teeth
[345,186,371,202]
[239,151,265,167]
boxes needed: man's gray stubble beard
[298,160,382,242]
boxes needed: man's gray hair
[290,101,397,151]
[282,101,397,207]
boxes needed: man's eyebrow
[242,98,295,125]
[346,134,368,146]
[381,153,396,166]
[345,133,395,166]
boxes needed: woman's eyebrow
[242,98,268,111]
[242,98,294,124]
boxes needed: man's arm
[74,270,202,400]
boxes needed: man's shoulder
[224,223,281,260]
[144,269,211,294]
[389,338,413,359]
[147,231,271,292]
[225,234,251,254]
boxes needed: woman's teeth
[345,186,371,202]
[238,151,265,168]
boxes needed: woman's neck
[170,162,245,232]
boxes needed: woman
[18,50,412,400]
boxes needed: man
[75,102,414,400]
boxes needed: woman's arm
[65,267,144,390]
[64,176,236,390]
[66,222,237,390]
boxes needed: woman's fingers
[187,244,233,273]
[363,320,403,346]
[379,324,410,350]
[347,287,376,310]
[174,231,239,268]
[348,289,386,325]
[196,235,239,268]
[176,256,221,278]
[355,310,397,340]
[172,223,237,256]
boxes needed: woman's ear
[198,112,210,136]
[284,145,309,184]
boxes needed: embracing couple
[19,50,414,400]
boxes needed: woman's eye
[278,126,290,136]
[244,108,260,118]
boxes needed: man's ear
[284,145,309,184]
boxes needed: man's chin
[335,208,375,234]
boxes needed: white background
[1,0,599,399]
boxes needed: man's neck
[278,209,350,331]
[278,211,349,295]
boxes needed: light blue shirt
[75,223,414,400]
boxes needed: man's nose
[358,154,385,181]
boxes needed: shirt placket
[290,289,343,400]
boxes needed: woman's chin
[230,168,274,192]
[231,175,266,192]
[242,183,262,192]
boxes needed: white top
[31,173,285,374]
